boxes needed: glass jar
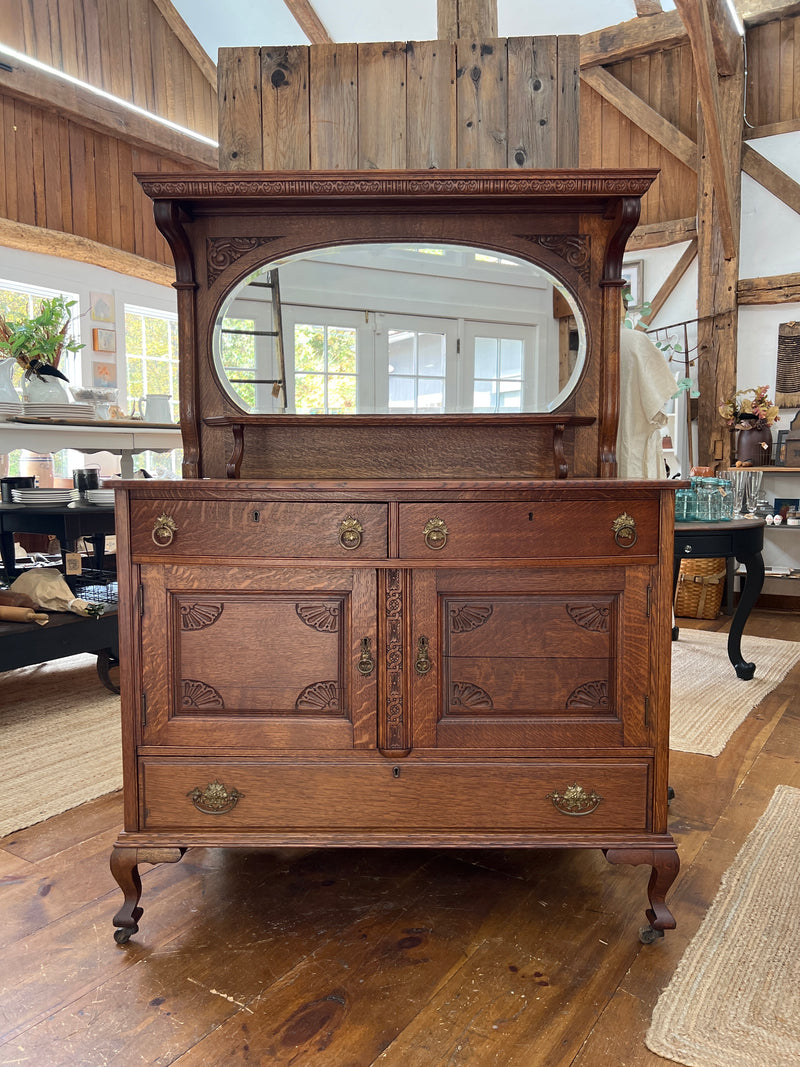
[694,478,715,521]
[675,488,696,521]
[715,478,733,520]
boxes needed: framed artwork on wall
[774,430,788,466]
[622,260,644,308]
[92,328,116,353]
[92,361,117,388]
[90,292,115,322]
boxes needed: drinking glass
[725,469,747,517]
[745,469,763,515]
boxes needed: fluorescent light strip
[0,43,219,147]
[724,0,745,36]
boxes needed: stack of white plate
[86,489,116,506]
[24,402,96,419]
[10,487,79,506]
[0,401,23,420]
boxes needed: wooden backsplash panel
[219,37,580,172]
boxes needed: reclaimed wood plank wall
[2,0,218,139]
[0,89,201,265]
[744,13,800,129]
[580,42,699,227]
[218,37,581,171]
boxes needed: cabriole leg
[110,846,185,944]
[604,847,680,943]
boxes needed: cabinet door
[410,566,654,751]
[138,564,377,750]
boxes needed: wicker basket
[674,558,727,619]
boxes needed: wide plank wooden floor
[2,608,799,1066]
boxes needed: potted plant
[0,295,84,404]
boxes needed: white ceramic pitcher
[141,394,172,423]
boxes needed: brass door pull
[152,514,178,547]
[423,517,448,551]
[612,512,637,548]
[338,516,363,550]
[187,779,244,815]
[414,635,431,675]
[546,783,603,816]
[358,637,375,676]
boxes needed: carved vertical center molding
[383,569,406,750]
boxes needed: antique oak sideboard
[109,170,679,945]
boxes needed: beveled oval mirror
[212,242,586,415]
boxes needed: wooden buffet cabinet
[110,170,680,944]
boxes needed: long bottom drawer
[139,759,651,832]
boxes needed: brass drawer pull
[546,783,603,816]
[187,779,244,815]
[414,635,431,675]
[152,513,178,547]
[612,512,637,548]
[423,517,448,551]
[338,516,363,550]
[358,637,375,677]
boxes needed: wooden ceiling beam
[581,66,698,169]
[738,270,800,303]
[283,0,333,45]
[742,143,800,214]
[640,238,699,323]
[150,0,217,86]
[708,0,745,75]
[580,10,687,69]
[628,217,698,250]
[0,58,218,168]
[674,0,738,259]
[634,0,664,14]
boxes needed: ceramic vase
[736,425,773,466]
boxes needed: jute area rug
[0,653,122,838]
[670,630,800,757]
[646,784,800,1067]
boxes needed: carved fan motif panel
[174,592,346,717]
[441,594,615,719]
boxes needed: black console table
[0,501,119,692]
[0,501,116,578]
[673,517,766,680]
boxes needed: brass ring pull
[187,779,244,815]
[423,517,448,551]
[358,637,375,677]
[546,783,603,816]
[338,516,363,550]
[414,635,431,675]
[612,512,638,549]
[152,513,177,547]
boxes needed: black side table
[673,517,765,680]
[0,502,116,578]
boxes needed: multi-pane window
[293,323,358,414]
[386,328,447,413]
[473,336,524,412]
[125,305,182,477]
[0,281,81,477]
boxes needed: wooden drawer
[139,758,650,832]
[397,499,659,559]
[128,499,389,560]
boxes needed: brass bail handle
[611,512,637,549]
[339,516,363,550]
[152,513,178,547]
[423,517,449,551]
[358,637,375,677]
[414,635,431,675]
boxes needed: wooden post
[694,28,744,470]
[438,0,498,41]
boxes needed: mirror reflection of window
[212,243,585,415]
